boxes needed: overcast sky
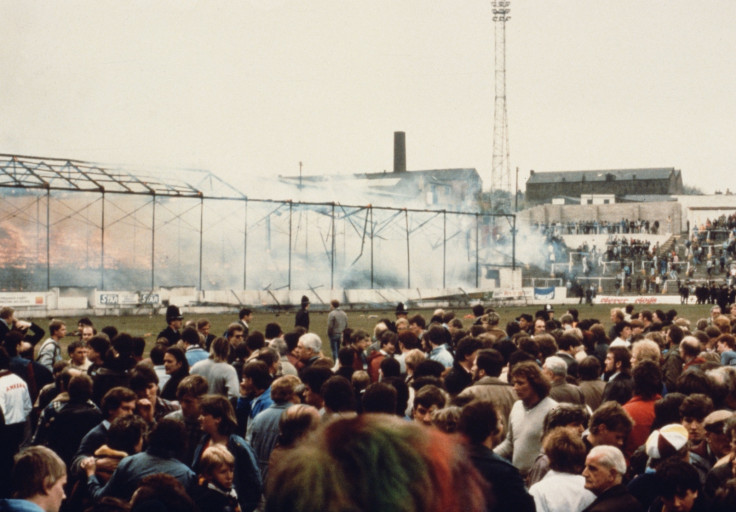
[3,0,735,197]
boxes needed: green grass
[48,302,715,359]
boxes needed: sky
[2,0,735,199]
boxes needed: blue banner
[534,287,555,300]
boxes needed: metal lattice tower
[491,1,511,213]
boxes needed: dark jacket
[192,434,262,512]
[157,326,181,346]
[295,308,310,330]
[466,443,534,512]
[582,483,644,512]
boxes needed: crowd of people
[534,218,661,236]
[533,213,736,299]
[4,301,736,511]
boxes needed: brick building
[525,168,683,205]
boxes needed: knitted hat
[645,424,689,460]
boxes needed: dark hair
[458,400,499,445]
[423,325,450,347]
[398,331,421,351]
[338,347,354,366]
[68,373,94,403]
[652,393,687,430]
[408,314,426,330]
[101,387,137,418]
[579,355,601,381]
[380,331,398,349]
[283,331,300,352]
[107,415,147,454]
[199,395,238,436]
[589,401,633,435]
[149,343,167,366]
[384,376,410,416]
[413,384,446,410]
[88,335,111,359]
[543,404,590,434]
[321,376,356,413]
[301,367,334,396]
[362,382,398,415]
[131,337,145,358]
[129,364,159,393]
[101,325,118,340]
[265,323,282,339]
[668,325,684,346]
[239,308,252,319]
[414,359,446,379]
[165,346,189,375]
[679,393,714,422]
[176,374,209,400]
[379,357,401,379]
[130,473,197,512]
[67,339,85,356]
[475,349,504,377]
[242,360,273,391]
[558,332,582,351]
[655,458,701,499]
[608,347,632,373]
[676,369,711,395]
[455,336,482,362]
[246,331,266,352]
[255,348,279,369]
[632,360,662,400]
[181,327,200,346]
[518,337,540,357]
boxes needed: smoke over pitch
[0,142,520,293]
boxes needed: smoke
[0,169,520,292]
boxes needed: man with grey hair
[268,338,298,376]
[296,332,324,370]
[582,445,643,512]
[543,355,585,405]
[680,336,705,371]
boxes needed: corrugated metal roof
[527,168,677,184]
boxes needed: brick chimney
[393,131,406,173]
